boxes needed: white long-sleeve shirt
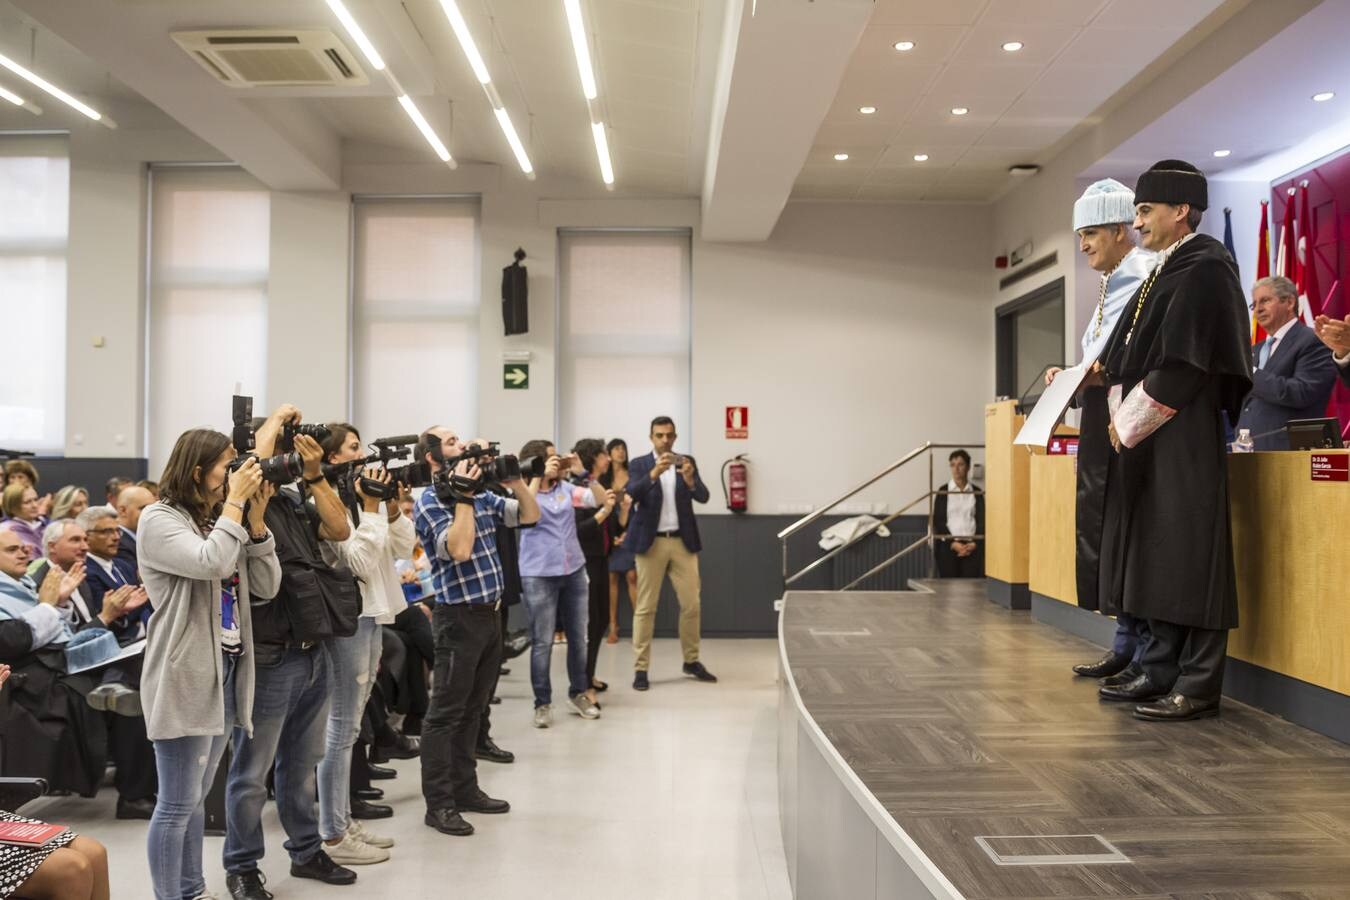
[323,509,417,625]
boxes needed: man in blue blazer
[625,416,716,691]
[1236,276,1337,450]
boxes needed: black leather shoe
[455,788,510,814]
[371,734,420,762]
[1100,663,1143,688]
[1098,673,1168,703]
[115,796,156,820]
[499,666,511,676]
[1134,692,1220,722]
[476,737,515,764]
[355,787,384,801]
[87,682,143,717]
[367,764,397,781]
[1072,651,1131,679]
[291,850,357,885]
[633,670,649,691]
[425,807,474,836]
[504,630,530,659]
[226,869,274,900]
[350,798,393,820]
[683,661,718,683]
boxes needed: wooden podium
[983,400,1031,608]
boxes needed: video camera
[322,434,436,501]
[459,442,547,487]
[228,395,327,485]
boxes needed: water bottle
[1233,428,1255,453]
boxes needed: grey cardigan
[138,502,281,741]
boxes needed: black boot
[291,850,357,885]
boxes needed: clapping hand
[0,663,11,689]
[100,585,149,625]
[1314,314,1350,355]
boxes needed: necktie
[1257,337,1275,370]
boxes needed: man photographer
[223,405,359,899]
[412,427,540,837]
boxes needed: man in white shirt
[932,450,983,578]
[1235,275,1337,450]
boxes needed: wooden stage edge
[777,583,1350,900]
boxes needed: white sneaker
[348,820,394,849]
[533,704,552,728]
[325,831,390,865]
[191,894,220,900]
[568,693,601,719]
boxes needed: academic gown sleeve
[1112,364,1208,449]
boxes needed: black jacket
[1235,321,1337,450]
[932,484,984,540]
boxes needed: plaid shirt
[413,488,520,605]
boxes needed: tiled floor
[20,638,792,900]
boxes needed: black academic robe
[1097,234,1252,630]
[1074,385,1112,611]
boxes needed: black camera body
[323,435,434,501]
[280,421,330,453]
[228,394,306,486]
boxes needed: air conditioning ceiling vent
[172,30,370,87]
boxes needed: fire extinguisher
[721,455,749,513]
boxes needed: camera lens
[258,452,304,485]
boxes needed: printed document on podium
[1014,364,1092,447]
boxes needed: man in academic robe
[1046,179,1157,684]
[1094,160,1252,722]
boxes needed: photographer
[138,427,279,900]
[572,438,619,704]
[223,406,358,899]
[315,423,415,866]
[412,426,539,837]
[516,439,609,728]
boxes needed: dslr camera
[227,395,321,485]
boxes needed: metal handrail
[779,441,984,591]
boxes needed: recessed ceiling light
[834,153,850,161]
[951,107,969,116]
[1212,149,1231,158]
[913,153,929,162]
[859,106,877,115]
[1312,91,1336,102]
[893,40,915,52]
[1002,41,1024,52]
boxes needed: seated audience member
[1313,313,1350,387]
[1236,276,1337,449]
[76,507,144,629]
[0,529,109,796]
[104,477,133,508]
[114,485,154,574]
[0,665,112,900]
[1,485,47,560]
[27,520,92,625]
[2,460,50,518]
[50,486,90,522]
[136,479,160,499]
[933,449,984,578]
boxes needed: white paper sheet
[1014,364,1092,447]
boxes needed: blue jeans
[147,654,236,900]
[1112,613,1152,664]
[521,568,590,706]
[318,619,381,840]
[224,644,332,874]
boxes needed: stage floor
[781,582,1350,899]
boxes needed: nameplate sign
[1310,454,1349,482]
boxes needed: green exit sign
[503,364,530,390]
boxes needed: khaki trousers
[632,536,701,671]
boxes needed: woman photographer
[571,439,617,704]
[315,424,414,865]
[518,440,614,727]
[139,424,281,900]
[600,439,636,644]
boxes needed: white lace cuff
[1112,382,1177,448]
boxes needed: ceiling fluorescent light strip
[397,93,454,164]
[563,0,597,100]
[325,0,386,70]
[0,82,41,115]
[0,50,113,127]
[436,0,535,178]
[564,0,614,188]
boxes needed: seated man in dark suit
[625,416,716,691]
[932,449,985,578]
[75,506,146,641]
[1236,276,1337,449]
[1313,312,1350,389]
[113,484,154,575]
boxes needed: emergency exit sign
[504,364,530,390]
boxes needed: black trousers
[584,556,610,684]
[478,611,506,745]
[108,713,157,802]
[389,605,433,718]
[935,541,984,578]
[421,603,502,811]
[1141,619,1228,701]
